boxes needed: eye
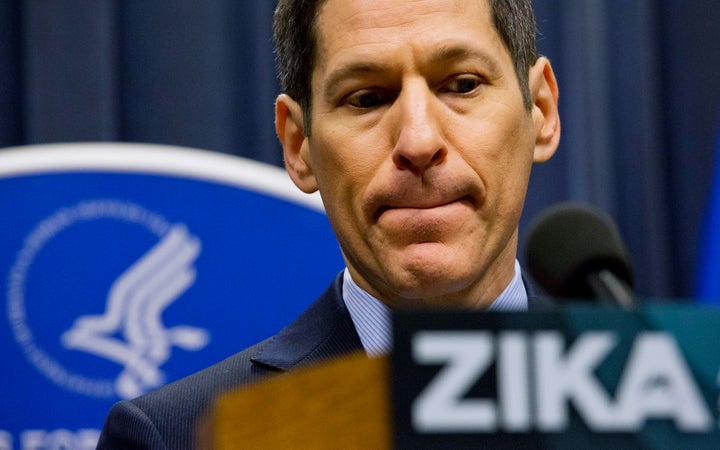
[345,89,390,109]
[440,75,485,94]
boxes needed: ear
[528,57,561,163]
[275,94,318,193]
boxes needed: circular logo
[6,199,210,399]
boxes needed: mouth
[374,195,475,222]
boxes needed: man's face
[278,0,559,309]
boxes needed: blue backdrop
[2,1,719,299]
[696,125,720,301]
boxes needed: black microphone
[524,202,635,308]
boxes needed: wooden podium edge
[209,351,391,449]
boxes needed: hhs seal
[6,199,210,400]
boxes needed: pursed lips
[364,174,484,225]
[373,194,475,224]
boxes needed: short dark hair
[488,0,539,110]
[273,0,538,131]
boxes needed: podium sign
[392,306,720,449]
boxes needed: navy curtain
[2,0,720,298]
[0,0,280,163]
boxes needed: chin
[390,267,477,307]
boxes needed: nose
[392,81,447,175]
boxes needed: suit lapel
[250,272,363,371]
[524,271,554,310]
[251,269,553,372]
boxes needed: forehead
[313,0,506,72]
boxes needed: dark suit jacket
[96,271,550,450]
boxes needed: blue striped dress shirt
[343,260,528,357]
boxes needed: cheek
[310,123,390,202]
[458,115,535,209]
[309,140,374,240]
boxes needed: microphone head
[524,202,633,299]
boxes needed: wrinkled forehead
[315,0,493,45]
[312,0,504,76]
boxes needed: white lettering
[21,430,44,450]
[412,331,496,432]
[45,429,74,450]
[0,430,12,450]
[614,333,712,431]
[20,429,100,450]
[497,332,531,431]
[535,331,618,431]
[410,329,714,434]
[75,430,101,450]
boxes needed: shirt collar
[342,260,528,357]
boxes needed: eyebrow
[322,61,392,101]
[427,44,503,78]
[321,44,503,101]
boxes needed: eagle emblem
[61,225,210,399]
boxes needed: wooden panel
[210,352,390,449]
